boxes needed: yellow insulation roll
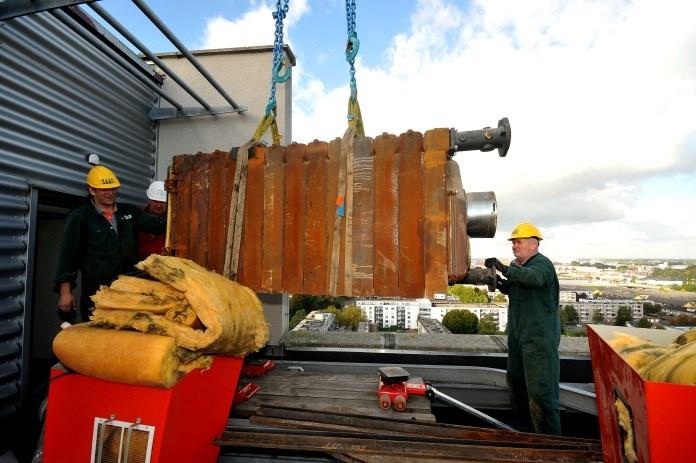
[53,325,211,388]
[640,341,696,385]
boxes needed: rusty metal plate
[168,128,468,298]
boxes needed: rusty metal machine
[166,119,510,298]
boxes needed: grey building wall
[0,11,159,435]
[0,12,159,202]
[154,46,294,178]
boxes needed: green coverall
[499,252,561,435]
[54,201,165,321]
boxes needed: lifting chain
[252,0,290,145]
[345,0,364,137]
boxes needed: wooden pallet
[231,368,435,422]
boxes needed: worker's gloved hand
[485,257,508,274]
[496,276,510,294]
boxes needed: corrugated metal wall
[0,11,159,427]
[0,173,29,422]
[0,11,158,202]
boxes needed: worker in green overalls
[54,165,165,323]
[486,223,561,435]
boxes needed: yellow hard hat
[86,165,120,189]
[509,222,543,240]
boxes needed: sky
[94,0,696,262]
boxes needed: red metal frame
[233,382,260,404]
[588,325,696,463]
[43,356,243,463]
[242,359,276,377]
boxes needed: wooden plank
[238,145,265,291]
[303,140,329,295]
[216,431,599,462]
[325,138,342,293]
[262,145,285,292]
[352,137,375,296]
[224,141,254,279]
[206,151,228,274]
[170,154,194,259]
[283,143,306,294]
[189,153,211,267]
[248,378,377,392]
[343,132,355,296]
[397,131,425,298]
[231,396,434,419]
[249,370,380,382]
[329,135,351,295]
[254,387,424,403]
[254,406,601,449]
[253,386,379,400]
[252,388,432,411]
[248,415,600,456]
[423,129,450,297]
[373,133,399,296]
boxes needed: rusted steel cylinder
[465,191,497,238]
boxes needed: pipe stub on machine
[466,192,497,238]
[451,117,511,157]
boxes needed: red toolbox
[588,324,696,463]
[43,355,242,463]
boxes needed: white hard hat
[146,181,167,202]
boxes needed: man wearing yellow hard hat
[54,166,166,322]
[485,223,561,435]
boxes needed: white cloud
[199,0,310,49]
[291,0,696,259]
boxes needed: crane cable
[225,0,291,279]
[328,0,365,294]
[345,0,364,137]
[252,0,291,145]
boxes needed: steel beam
[149,105,246,120]
[0,0,92,21]
[89,2,215,110]
[51,9,183,110]
[65,5,162,84]
[131,0,244,111]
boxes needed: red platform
[588,325,696,463]
[43,355,242,463]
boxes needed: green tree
[448,285,489,303]
[477,315,498,334]
[561,305,579,325]
[643,302,661,317]
[637,317,651,328]
[289,309,307,329]
[614,307,633,326]
[442,309,479,334]
[290,295,346,318]
[336,305,366,331]
[323,305,339,315]
[591,309,606,324]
